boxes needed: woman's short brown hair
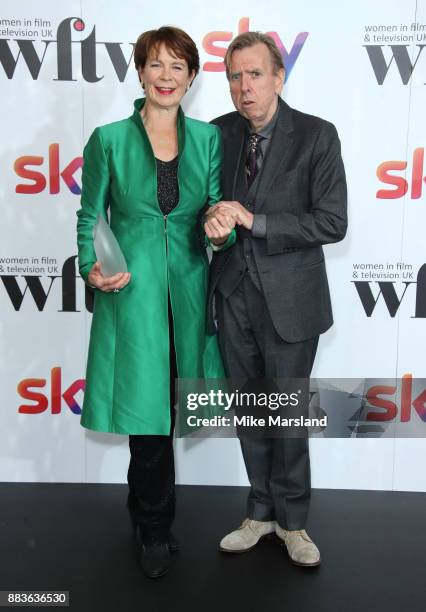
[134,26,200,77]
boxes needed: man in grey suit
[204,32,347,566]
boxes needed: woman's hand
[87,262,131,292]
[204,205,236,245]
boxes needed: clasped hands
[204,201,253,246]
[87,201,252,290]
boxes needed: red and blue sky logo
[202,17,308,80]
[376,148,425,200]
[14,144,82,195]
[18,367,84,415]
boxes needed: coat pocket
[300,257,325,270]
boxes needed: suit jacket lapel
[225,115,247,200]
[254,98,294,213]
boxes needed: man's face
[228,43,284,130]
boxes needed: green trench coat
[77,98,231,435]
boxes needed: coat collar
[130,97,186,160]
[275,96,294,135]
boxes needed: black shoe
[168,532,179,553]
[128,508,178,552]
[137,526,178,553]
[140,542,170,579]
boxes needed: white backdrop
[1,0,426,490]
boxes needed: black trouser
[127,298,177,544]
[216,273,318,531]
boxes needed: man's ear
[275,68,285,93]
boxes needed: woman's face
[139,43,194,109]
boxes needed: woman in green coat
[76,26,235,578]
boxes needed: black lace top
[155,156,179,216]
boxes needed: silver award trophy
[93,214,128,276]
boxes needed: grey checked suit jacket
[207,97,348,343]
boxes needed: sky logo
[202,17,308,80]
[376,148,425,199]
[366,374,426,423]
[14,144,82,195]
[18,367,84,415]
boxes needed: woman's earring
[186,82,190,92]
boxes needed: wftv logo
[14,144,82,195]
[0,16,307,82]
[353,264,426,317]
[366,374,426,422]
[0,256,93,313]
[377,148,425,199]
[0,17,133,82]
[203,17,308,79]
[364,41,425,85]
[18,367,84,415]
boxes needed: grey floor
[1,484,425,611]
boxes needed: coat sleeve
[76,127,111,281]
[265,122,347,255]
[204,124,236,251]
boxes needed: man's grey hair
[224,32,285,80]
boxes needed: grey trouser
[216,273,318,530]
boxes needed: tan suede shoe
[220,518,276,553]
[275,525,321,567]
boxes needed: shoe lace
[239,518,252,530]
[287,529,313,544]
[240,518,265,533]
